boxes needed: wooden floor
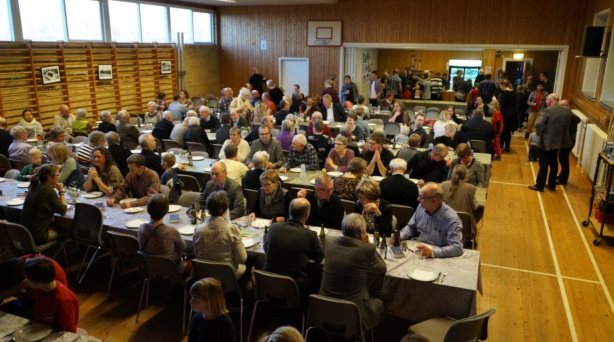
[70,134,614,341]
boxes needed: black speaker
[580,26,605,57]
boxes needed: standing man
[249,67,264,94]
[290,84,305,113]
[266,80,284,108]
[525,82,548,139]
[369,71,383,107]
[529,94,577,192]
[341,75,359,104]
[557,99,580,186]
[321,79,340,105]
[386,69,403,99]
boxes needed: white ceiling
[179,0,338,6]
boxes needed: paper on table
[242,237,260,248]
[0,312,29,339]
[250,218,269,228]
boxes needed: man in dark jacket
[380,158,419,210]
[408,144,449,184]
[297,174,344,230]
[460,108,494,153]
[152,111,175,141]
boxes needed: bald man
[198,161,245,219]
[53,104,76,135]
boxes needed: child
[17,147,42,181]
[24,257,79,332]
[490,100,504,160]
[189,278,236,342]
[528,132,540,162]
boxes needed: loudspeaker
[580,26,605,57]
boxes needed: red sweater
[33,282,79,332]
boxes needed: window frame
[65,0,105,42]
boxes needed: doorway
[502,58,534,87]
[278,57,309,97]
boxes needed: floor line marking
[490,180,531,187]
[481,263,600,284]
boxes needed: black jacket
[152,119,174,140]
[379,174,419,210]
[304,191,344,230]
[141,149,163,176]
[108,143,132,176]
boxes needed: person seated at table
[307,120,332,158]
[448,143,484,187]
[380,158,419,210]
[296,174,344,230]
[306,112,332,136]
[443,164,480,225]
[299,96,320,120]
[354,106,370,135]
[53,104,76,137]
[84,147,123,196]
[325,135,354,172]
[396,133,421,165]
[216,113,232,144]
[188,278,236,342]
[388,102,407,124]
[321,93,345,123]
[247,126,284,169]
[106,131,131,176]
[354,180,393,236]
[378,92,394,111]
[280,134,320,172]
[393,125,410,146]
[199,161,245,220]
[408,143,449,185]
[71,108,92,135]
[346,111,366,142]
[8,126,31,163]
[138,194,189,274]
[221,144,248,186]
[433,123,468,150]
[409,113,427,147]
[363,131,394,177]
[199,105,221,132]
[159,152,184,203]
[245,115,276,142]
[399,182,463,258]
[230,108,248,128]
[0,117,13,158]
[139,133,163,176]
[459,108,494,153]
[48,143,84,189]
[244,151,269,190]
[320,213,386,330]
[247,169,291,223]
[433,109,455,139]
[152,111,174,141]
[276,119,295,151]
[97,111,116,133]
[143,101,161,125]
[17,147,42,181]
[23,257,79,332]
[264,198,324,296]
[219,127,249,162]
[192,190,251,279]
[333,157,367,202]
[184,116,214,156]
[116,110,140,149]
[46,126,67,150]
[20,165,67,245]
[275,99,291,125]
[18,109,44,140]
[107,154,161,209]
[76,130,106,167]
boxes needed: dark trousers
[558,147,572,183]
[536,149,558,189]
[500,129,512,150]
[369,98,379,107]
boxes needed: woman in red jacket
[490,99,504,160]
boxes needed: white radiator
[581,123,607,182]
[572,109,588,162]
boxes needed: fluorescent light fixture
[449,59,482,67]
[513,53,525,60]
[215,0,237,3]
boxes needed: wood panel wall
[377,50,483,76]
[0,42,176,129]
[183,45,220,99]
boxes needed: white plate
[323,120,330,125]
[17,182,30,188]
[250,218,269,228]
[130,149,142,154]
[83,191,103,199]
[13,323,52,342]
[124,207,144,214]
[177,225,195,235]
[289,167,301,173]
[370,176,385,182]
[409,269,438,282]
[310,179,316,185]
[141,129,153,134]
[279,175,288,181]
[327,171,343,178]
[242,237,260,248]
[119,198,136,205]
[6,198,25,206]
[168,204,182,213]
[0,177,6,183]
[203,166,212,172]
[192,156,205,161]
[125,218,148,229]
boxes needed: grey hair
[389,158,407,172]
[281,120,293,132]
[292,134,307,146]
[253,150,270,169]
[105,131,121,145]
[311,112,323,121]
[88,131,106,146]
[99,111,111,122]
[188,116,200,127]
[147,101,156,107]
[342,213,367,239]
[186,110,197,117]
[76,108,87,118]
[10,125,26,138]
[163,110,174,120]
[48,126,65,139]
[138,133,154,147]
[117,110,129,121]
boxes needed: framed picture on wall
[98,65,113,80]
[41,65,61,85]
[160,60,172,74]
[307,20,342,47]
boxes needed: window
[0,0,12,40]
[19,0,65,41]
[581,10,609,99]
[193,11,213,43]
[109,0,139,42]
[140,3,168,43]
[66,0,103,41]
[170,7,193,44]
[600,27,614,108]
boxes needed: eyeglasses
[316,186,333,192]
[418,195,436,201]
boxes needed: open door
[278,57,309,97]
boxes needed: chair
[341,199,356,214]
[3,169,21,179]
[389,204,414,230]
[457,211,476,249]
[247,270,304,342]
[427,106,440,113]
[178,191,200,208]
[178,174,201,192]
[469,140,488,154]
[73,136,88,144]
[384,122,401,139]
[2,220,58,255]
[426,110,440,121]
[368,119,384,125]
[106,230,140,297]
[10,159,28,171]
[162,139,182,151]
[407,308,496,342]
[0,154,13,171]
[207,97,218,109]
[413,106,426,114]
[212,144,223,158]
[191,259,244,342]
[186,141,206,152]
[243,188,258,213]
[305,294,366,342]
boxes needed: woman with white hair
[8,126,32,162]
[97,111,116,133]
[72,108,92,134]
[244,151,269,190]
[230,87,254,118]
[184,116,213,155]
[433,109,454,138]
[276,120,295,150]
[143,101,161,125]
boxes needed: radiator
[571,109,588,162]
[581,123,608,183]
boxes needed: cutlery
[440,272,447,284]
[435,272,442,283]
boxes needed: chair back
[207,97,218,109]
[107,230,139,260]
[444,308,496,342]
[427,106,440,113]
[389,204,414,230]
[162,139,182,151]
[413,106,426,114]
[186,142,205,152]
[384,122,401,138]
[191,259,241,296]
[178,191,200,208]
[243,188,258,213]
[10,159,28,171]
[167,148,184,155]
[0,154,12,170]
[74,136,88,144]
[306,294,363,339]
[469,139,488,153]
[457,211,476,249]
[178,174,201,192]
[340,199,356,214]
[212,144,223,158]
[137,251,183,281]
[368,119,383,125]
[72,203,105,246]
[2,220,37,253]
[191,151,209,158]
[254,270,302,309]
[3,169,21,179]
[425,110,439,121]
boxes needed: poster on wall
[160,61,172,74]
[307,20,342,47]
[98,65,113,80]
[41,65,61,85]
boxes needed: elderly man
[244,151,269,190]
[220,144,248,185]
[264,198,324,296]
[76,131,106,167]
[322,94,346,123]
[106,131,131,176]
[107,154,160,208]
[230,108,247,128]
[0,117,13,157]
[198,106,220,131]
[152,111,175,140]
[116,110,140,149]
[281,134,319,172]
[297,174,344,229]
[216,87,234,114]
[247,126,284,169]
[198,161,245,220]
[261,92,276,115]
[410,113,427,146]
[399,182,463,258]
[557,99,580,186]
[8,126,31,162]
[170,115,191,146]
[139,133,163,176]
[219,127,249,162]
[97,111,116,133]
[380,158,419,210]
[408,143,449,185]
[53,104,75,135]
[433,123,469,150]
[307,111,332,137]
[168,94,188,122]
[246,115,275,142]
[530,94,579,192]
[320,213,386,330]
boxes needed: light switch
[260,40,267,50]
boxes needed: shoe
[556,179,567,185]
[546,185,556,191]
[504,147,511,153]
[528,185,544,192]
[524,133,529,139]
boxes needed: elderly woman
[433,123,468,150]
[326,135,355,172]
[247,169,291,222]
[230,87,254,118]
[8,126,32,162]
[276,119,295,151]
[97,111,116,133]
[448,143,484,187]
[18,109,44,140]
[244,151,269,190]
[48,143,84,189]
[193,191,247,278]
[363,131,394,177]
[72,108,92,134]
[143,101,161,125]
[307,111,332,136]
[184,116,213,155]
[354,179,393,236]
[84,147,124,195]
[333,157,367,201]
[20,164,67,244]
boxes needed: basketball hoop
[317,39,330,46]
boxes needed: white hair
[389,158,407,172]
[253,150,270,168]
[188,116,200,126]
[240,87,250,96]
[312,112,323,121]
[292,134,307,146]
[186,110,197,117]
[76,108,87,118]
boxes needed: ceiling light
[513,53,525,60]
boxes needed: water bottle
[187,151,194,166]
[190,204,198,225]
[300,163,306,178]
[380,236,388,259]
[319,224,326,247]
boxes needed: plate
[17,182,30,188]
[327,171,343,178]
[124,207,144,214]
[125,218,148,229]
[6,198,25,206]
[119,198,136,205]
[250,218,269,228]
[409,269,438,282]
[0,177,6,183]
[242,237,260,248]
[192,156,205,161]
[279,175,288,181]
[310,179,316,185]
[368,123,377,127]
[177,225,195,235]
[370,176,385,182]
[203,166,212,172]
[168,204,182,213]
[289,167,301,173]
[13,323,52,342]
[130,149,142,154]
[83,191,103,199]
